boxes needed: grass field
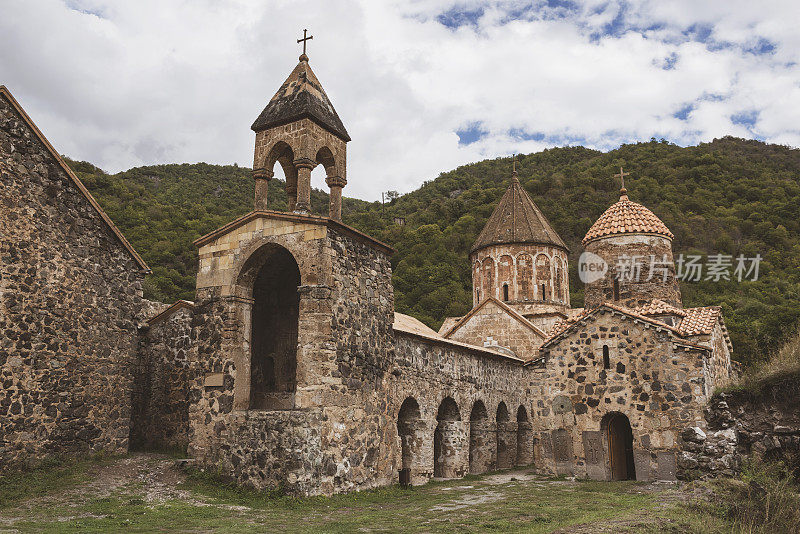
[0,453,737,533]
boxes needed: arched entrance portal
[434,397,462,478]
[397,397,423,484]
[249,246,300,410]
[605,413,636,480]
[469,401,491,474]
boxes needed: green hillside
[69,137,800,368]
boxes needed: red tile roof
[582,191,674,245]
[634,299,687,317]
[678,306,721,336]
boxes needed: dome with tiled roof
[582,189,674,245]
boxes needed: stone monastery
[0,48,733,496]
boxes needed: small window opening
[502,283,509,301]
[613,279,620,301]
[603,345,610,369]
[541,284,546,300]
[476,289,481,302]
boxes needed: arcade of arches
[397,396,536,482]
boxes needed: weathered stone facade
[442,298,545,360]
[186,211,396,494]
[130,301,194,451]
[534,307,709,480]
[390,328,532,484]
[471,244,570,309]
[678,373,800,479]
[0,87,148,469]
[583,234,682,310]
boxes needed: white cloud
[1,0,799,200]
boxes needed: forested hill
[69,137,800,367]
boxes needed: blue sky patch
[457,122,489,145]
[731,110,759,129]
[674,103,694,121]
[745,38,776,55]
[437,6,485,29]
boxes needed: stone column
[516,422,533,466]
[325,175,347,220]
[252,168,273,211]
[469,420,493,474]
[285,166,298,212]
[293,158,315,213]
[497,422,518,469]
[436,420,467,478]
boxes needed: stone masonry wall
[584,235,681,310]
[188,214,395,495]
[0,92,145,469]
[534,310,708,481]
[390,332,533,485]
[131,306,193,451]
[678,372,800,479]
[471,244,569,308]
[446,299,544,360]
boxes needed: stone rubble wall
[390,332,533,485]
[188,218,396,496]
[583,234,681,310]
[536,309,708,481]
[0,93,144,469]
[130,306,193,451]
[678,372,800,478]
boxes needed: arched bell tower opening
[248,245,300,410]
[251,51,350,220]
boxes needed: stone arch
[236,243,301,411]
[516,406,532,466]
[468,400,491,474]
[497,255,514,300]
[481,257,494,301]
[397,397,424,482]
[554,260,563,303]
[535,253,551,301]
[264,141,299,211]
[434,397,463,478]
[473,261,482,304]
[314,146,336,176]
[602,412,636,480]
[517,253,534,301]
[495,401,514,469]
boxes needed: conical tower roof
[251,55,350,141]
[471,172,568,253]
[582,189,673,245]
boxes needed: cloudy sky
[2,1,800,200]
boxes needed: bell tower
[251,32,350,219]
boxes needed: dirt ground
[0,453,715,533]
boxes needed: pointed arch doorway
[605,413,636,480]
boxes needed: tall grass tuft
[711,458,800,534]
[725,330,800,394]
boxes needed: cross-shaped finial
[614,166,630,192]
[297,29,313,57]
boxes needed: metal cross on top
[297,29,313,56]
[614,166,630,190]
